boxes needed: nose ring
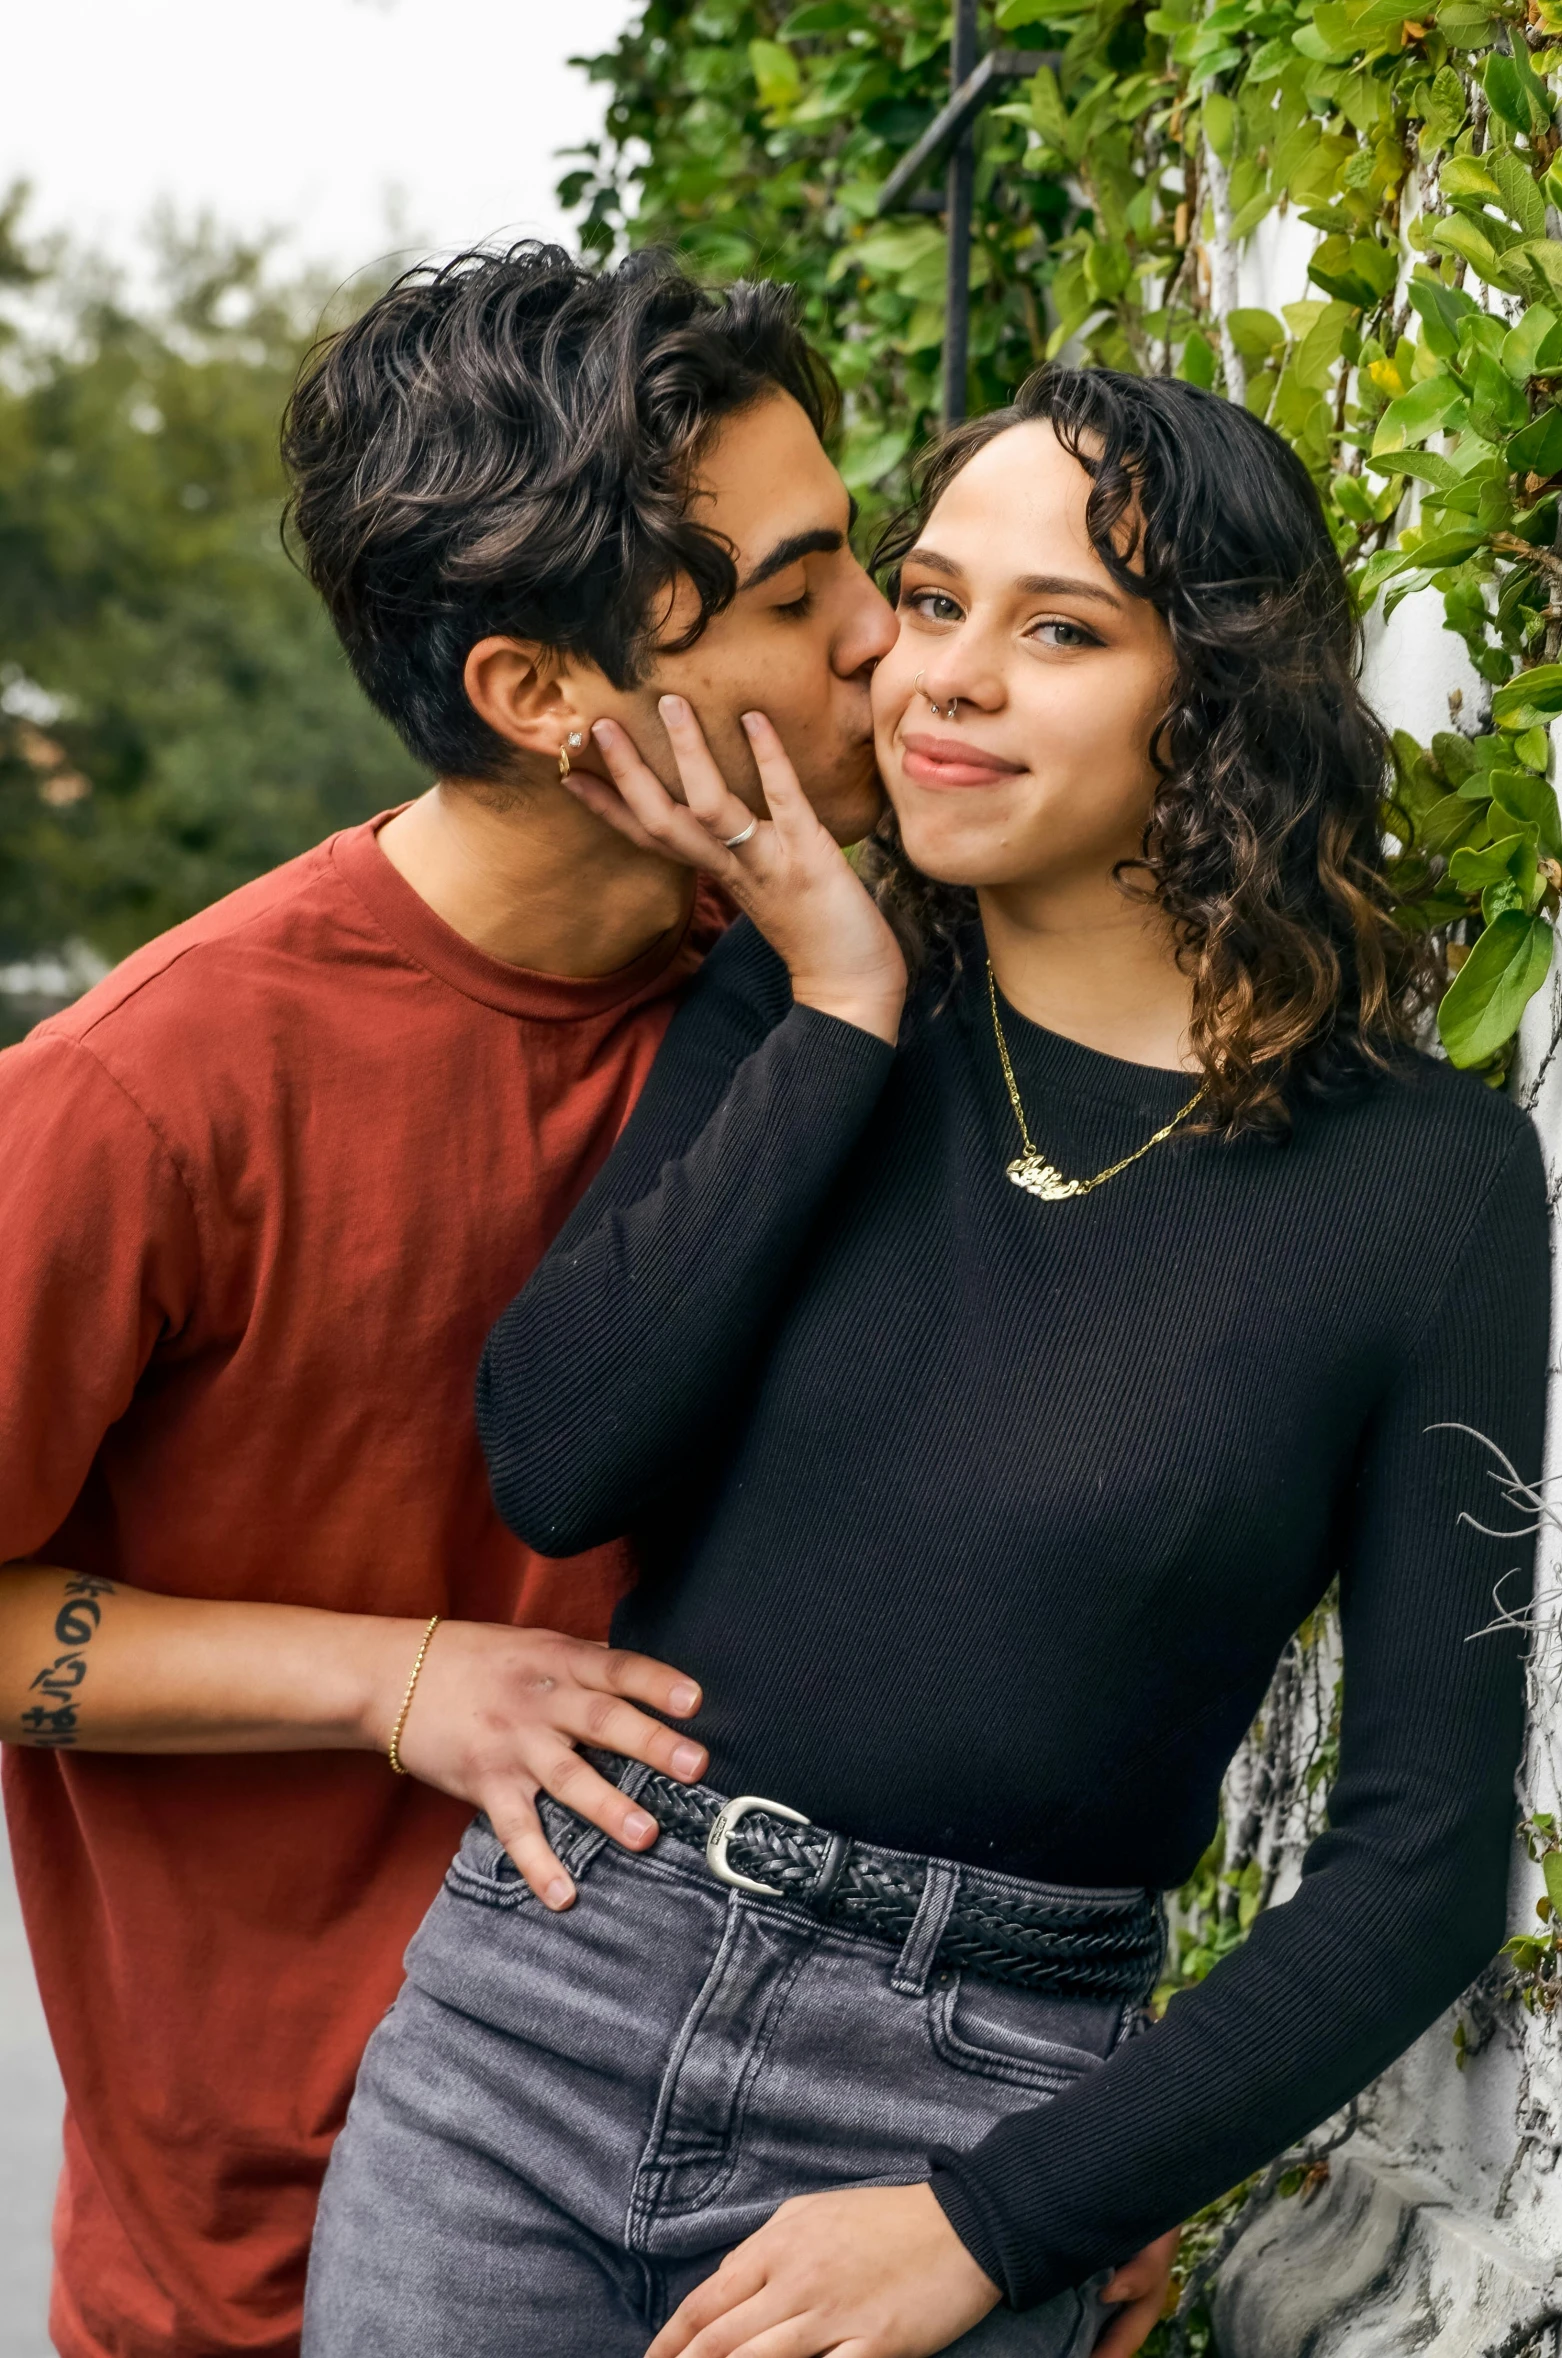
[914,671,959,722]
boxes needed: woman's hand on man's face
[642,2180,1181,2358]
[570,697,907,1048]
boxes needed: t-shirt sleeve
[476,920,895,1557]
[0,1031,201,1558]
[929,1118,1551,2308]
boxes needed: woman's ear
[462,637,588,765]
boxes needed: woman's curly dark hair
[859,364,1438,1138]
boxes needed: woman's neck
[978,874,1196,1073]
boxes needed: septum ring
[914,671,959,722]
[723,818,757,849]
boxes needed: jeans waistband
[578,1749,1167,2005]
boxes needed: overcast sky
[7,0,641,286]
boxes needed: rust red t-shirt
[0,813,723,2358]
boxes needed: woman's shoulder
[1299,1046,1547,1251]
[668,915,793,1041]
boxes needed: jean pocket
[443,1811,531,1910]
[928,1976,1123,2093]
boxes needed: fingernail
[671,1741,704,1778]
[740,711,762,735]
[590,718,613,744]
[624,1809,657,1844]
[545,1877,573,1909]
[658,694,688,723]
[668,1680,700,1713]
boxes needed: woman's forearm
[479,997,893,1556]
[1,1561,418,1752]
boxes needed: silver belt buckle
[705,1793,811,1897]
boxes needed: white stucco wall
[1202,206,1562,2358]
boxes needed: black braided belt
[588,1754,1165,2001]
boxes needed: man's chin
[812,756,886,848]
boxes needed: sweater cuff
[929,2152,1072,2313]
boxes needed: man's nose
[833,566,898,678]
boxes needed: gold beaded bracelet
[387,1613,442,1776]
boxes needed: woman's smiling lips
[899,731,1028,790]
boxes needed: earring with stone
[558,730,585,781]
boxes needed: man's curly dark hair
[862,364,1439,1139]
[282,243,835,779]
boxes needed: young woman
[304,367,1549,2358]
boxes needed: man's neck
[376,778,696,978]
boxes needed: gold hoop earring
[557,729,585,781]
[914,672,959,723]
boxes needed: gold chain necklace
[987,961,1206,1202]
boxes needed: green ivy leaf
[1438,909,1554,1064]
[1204,90,1237,159]
[1502,307,1561,384]
[1416,64,1469,150]
[1372,370,1469,454]
[777,0,860,34]
[1180,329,1219,389]
[1309,232,1398,307]
[1506,405,1562,478]
[1492,768,1562,859]
[1514,240,1562,306]
[1495,664,1562,720]
[1485,45,1553,136]
[1488,147,1548,240]
[1227,307,1286,363]
[1468,350,1530,440]
[1440,156,1505,207]
[1023,64,1071,150]
[1449,831,1539,899]
[1407,274,1479,361]
[1544,1851,1562,1914]
[1411,521,1495,566]
[749,37,803,114]
[1430,214,1520,290]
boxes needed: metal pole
[942,0,979,426]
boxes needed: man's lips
[899,732,1028,790]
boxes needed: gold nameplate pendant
[1007,1154,1086,1202]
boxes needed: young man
[0,246,893,2358]
[2,243,1176,2358]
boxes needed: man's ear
[462,637,589,765]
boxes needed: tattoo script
[21,1576,117,1746]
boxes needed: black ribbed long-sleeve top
[477,917,1550,2311]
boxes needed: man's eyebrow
[739,526,846,592]
[903,546,1124,610]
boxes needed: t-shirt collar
[332,809,707,1021]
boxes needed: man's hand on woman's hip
[377,1618,706,1905]
[2,1563,708,1910]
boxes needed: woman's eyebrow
[1016,573,1123,609]
[902,551,1122,612]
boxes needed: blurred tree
[0,195,422,1023]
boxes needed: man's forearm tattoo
[21,1576,117,1746]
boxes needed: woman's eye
[776,590,814,620]
[905,588,963,623]
[1031,618,1097,650]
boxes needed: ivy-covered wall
[564,0,1562,1080]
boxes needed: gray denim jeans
[303,1770,1158,2357]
